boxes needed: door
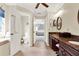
[33,19,45,44]
[10,15,20,55]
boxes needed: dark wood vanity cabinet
[49,34,59,51]
[49,33,79,56]
[59,41,79,56]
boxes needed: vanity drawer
[60,42,79,56]
[59,46,72,56]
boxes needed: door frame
[33,17,46,45]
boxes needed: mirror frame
[57,17,62,30]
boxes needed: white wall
[29,14,33,46]
[45,15,49,46]
[49,3,79,35]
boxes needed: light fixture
[54,10,64,17]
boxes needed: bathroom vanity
[49,32,79,56]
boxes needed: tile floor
[15,39,57,56]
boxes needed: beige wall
[49,3,79,35]
[0,43,10,56]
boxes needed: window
[38,24,44,30]
[0,7,5,38]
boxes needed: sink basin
[69,41,79,45]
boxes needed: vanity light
[54,10,64,17]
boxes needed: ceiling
[6,3,64,17]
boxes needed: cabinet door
[64,51,72,56]
[52,39,59,51]
[59,42,79,56]
[59,46,71,56]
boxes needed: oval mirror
[56,17,62,30]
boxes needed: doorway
[22,16,30,47]
[33,18,45,46]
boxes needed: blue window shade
[0,8,5,32]
[0,8,5,18]
[0,17,3,32]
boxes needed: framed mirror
[56,17,62,30]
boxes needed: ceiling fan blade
[35,3,40,9]
[41,3,49,8]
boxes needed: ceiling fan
[35,3,49,9]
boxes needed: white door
[10,15,20,55]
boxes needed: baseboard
[13,50,22,56]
